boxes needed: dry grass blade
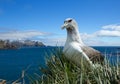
[30,47,120,84]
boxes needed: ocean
[0,46,120,83]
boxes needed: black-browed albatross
[61,18,104,66]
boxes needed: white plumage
[61,18,103,67]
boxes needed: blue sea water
[0,46,120,83]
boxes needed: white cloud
[81,24,120,38]
[102,24,120,31]
[95,30,120,37]
[83,39,108,46]
[0,30,49,40]
[95,24,120,37]
[40,37,66,46]
[80,33,95,40]
[79,24,120,46]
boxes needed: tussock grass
[30,47,120,84]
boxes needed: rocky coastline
[0,40,45,49]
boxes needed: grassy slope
[30,48,120,84]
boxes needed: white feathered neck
[66,25,84,46]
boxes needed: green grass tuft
[30,47,120,84]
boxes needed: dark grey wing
[81,46,104,63]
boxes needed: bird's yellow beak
[61,23,67,30]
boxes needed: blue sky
[0,0,120,46]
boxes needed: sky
[0,0,120,46]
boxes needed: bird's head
[61,18,78,30]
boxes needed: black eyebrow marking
[68,19,72,22]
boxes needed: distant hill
[0,40,45,49]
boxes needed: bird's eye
[68,19,72,22]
